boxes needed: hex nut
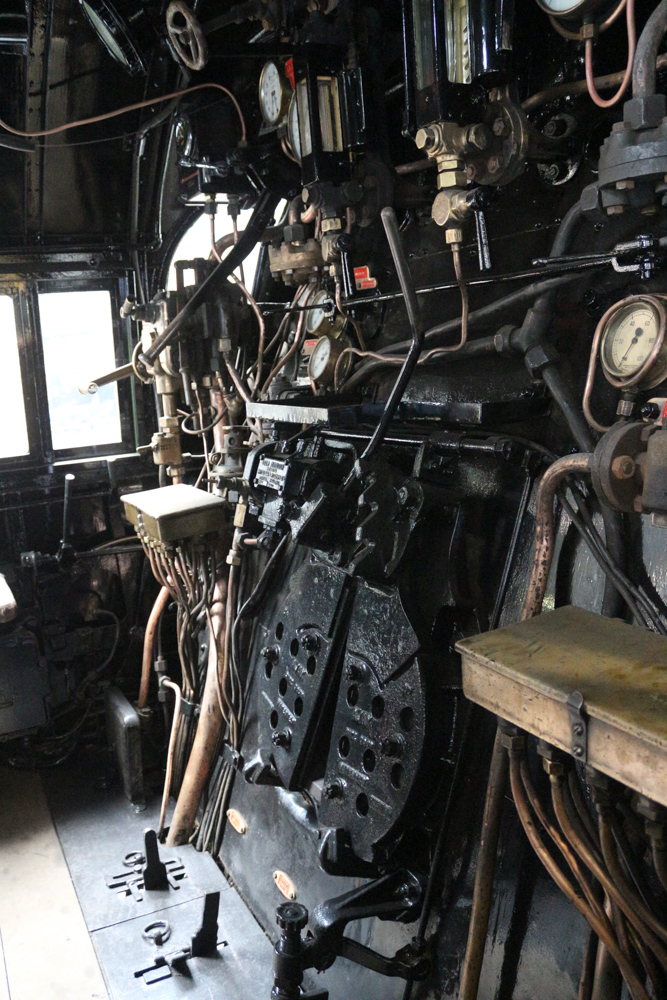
[437,170,468,189]
[446,228,463,244]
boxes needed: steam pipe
[633,0,667,98]
[166,575,227,847]
[138,586,171,709]
[361,208,424,460]
[523,453,592,620]
[459,726,509,999]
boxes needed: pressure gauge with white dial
[600,297,667,389]
[534,0,609,18]
[307,334,351,388]
[305,290,342,339]
[259,61,290,126]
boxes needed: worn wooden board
[456,606,667,807]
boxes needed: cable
[0,82,246,142]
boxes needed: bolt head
[492,117,506,137]
[611,455,636,480]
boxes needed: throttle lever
[78,362,135,395]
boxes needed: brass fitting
[445,228,463,244]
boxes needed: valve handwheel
[166,2,208,71]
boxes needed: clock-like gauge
[600,297,667,389]
[305,290,342,339]
[259,61,290,126]
[307,334,351,388]
[287,92,301,162]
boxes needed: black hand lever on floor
[142,829,169,891]
[190,892,220,958]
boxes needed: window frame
[0,272,140,470]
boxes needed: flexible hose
[633,0,667,97]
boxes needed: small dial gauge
[259,61,289,125]
[534,0,597,16]
[305,290,342,338]
[287,92,301,161]
[601,300,662,380]
[307,334,350,387]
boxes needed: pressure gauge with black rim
[600,296,667,389]
[259,61,291,126]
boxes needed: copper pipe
[335,281,367,351]
[522,52,667,113]
[459,727,508,999]
[138,586,170,709]
[591,898,624,1000]
[158,677,182,841]
[598,809,667,957]
[166,575,227,847]
[552,777,667,970]
[568,769,601,848]
[261,281,316,397]
[651,837,667,893]
[509,753,650,1000]
[522,453,592,620]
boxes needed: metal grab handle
[78,362,135,395]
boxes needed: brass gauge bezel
[307,334,351,388]
[600,296,667,390]
[258,60,291,126]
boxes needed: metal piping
[522,453,592,620]
[166,575,227,847]
[138,586,170,710]
[361,207,424,461]
[633,0,667,97]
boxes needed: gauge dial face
[601,301,661,379]
[288,92,301,161]
[535,0,590,14]
[306,290,330,336]
[259,61,286,125]
[308,336,333,381]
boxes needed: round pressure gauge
[287,92,301,161]
[307,334,351,388]
[259,61,290,126]
[600,296,667,389]
[534,0,607,17]
[305,290,343,338]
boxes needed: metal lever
[142,829,169,891]
[78,361,135,395]
[474,210,492,271]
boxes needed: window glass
[39,290,122,451]
[0,295,29,458]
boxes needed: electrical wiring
[0,82,246,142]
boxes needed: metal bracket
[566,691,588,763]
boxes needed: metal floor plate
[42,764,273,1000]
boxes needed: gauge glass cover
[309,337,332,381]
[601,301,661,378]
[260,61,284,125]
[535,0,590,13]
[306,291,329,335]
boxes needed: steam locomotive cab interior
[2,2,667,999]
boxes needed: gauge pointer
[621,326,644,363]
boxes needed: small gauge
[307,334,351,388]
[287,92,301,162]
[305,290,343,338]
[259,61,290,126]
[537,0,603,20]
[600,297,667,389]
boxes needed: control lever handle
[78,361,135,395]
